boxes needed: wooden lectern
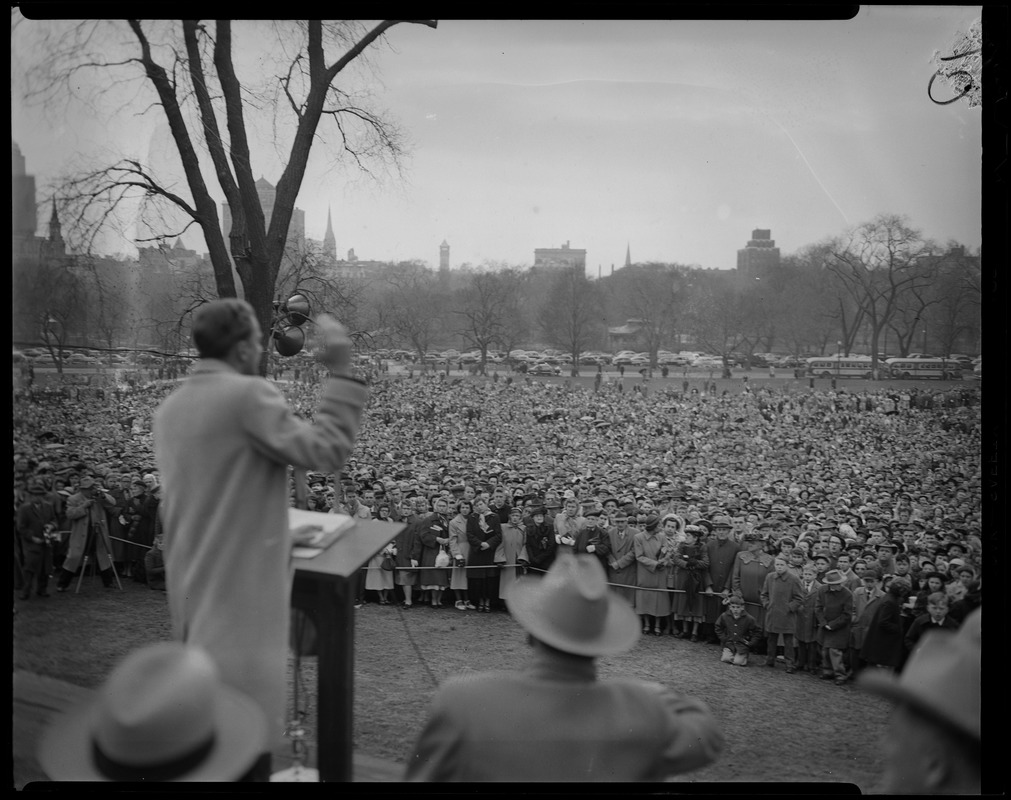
[291,519,402,782]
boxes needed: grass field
[14,578,893,788]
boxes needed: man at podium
[153,299,368,782]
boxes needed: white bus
[805,355,875,379]
[885,358,962,380]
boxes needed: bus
[805,355,875,379]
[885,358,962,380]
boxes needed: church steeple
[49,199,64,244]
[624,242,631,269]
[323,206,336,260]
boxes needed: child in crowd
[716,593,760,667]
[904,591,959,654]
[760,556,804,672]
[793,563,822,673]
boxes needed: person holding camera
[152,298,368,782]
[57,474,118,591]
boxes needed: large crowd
[14,368,982,682]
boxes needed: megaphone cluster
[271,294,312,357]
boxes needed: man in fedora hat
[405,553,723,782]
[38,642,267,782]
[858,608,981,794]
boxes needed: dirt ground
[14,578,892,789]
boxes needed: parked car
[528,362,561,376]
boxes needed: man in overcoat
[58,474,118,590]
[703,517,739,642]
[815,569,855,685]
[603,510,637,604]
[16,478,57,599]
[405,554,724,781]
[153,299,367,781]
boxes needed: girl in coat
[466,497,503,613]
[364,505,395,604]
[448,500,474,610]
[669,523,709,641]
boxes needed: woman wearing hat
[466,497,503,613]
[633,514,672,635]
[405,554,724,782]
[668,522,709,642]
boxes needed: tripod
[75,522,124,594]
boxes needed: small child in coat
[715,593,761,667]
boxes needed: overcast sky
[11,9,982,274]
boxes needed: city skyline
[11,11,982,274]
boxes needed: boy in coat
[405,554,724,782]
[815,570,854,685]
[715,593,761,667]
[794,564,822,673]
[759,557,805,672]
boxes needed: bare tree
[14,261,88,373]
[377,265,442,363]
[825,215,934,377]
[540,268,603,375]
[685,273,753,375]
[17,18,437,373]
[453,271,524,374]
[605,263,688,369]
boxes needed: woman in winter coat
[523,508,557,574]
[633,515,672,635]
[859,577,912,672]
[496,506,528,605]
[669,523,709,641]
[466,497,502,613]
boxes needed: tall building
[736,229,781,274]
[12,142,67,265]
[12,142,38,255]
[624,243,632,268]
[220,176,305,260]
[439,240,450,274]
[534,240,586,271]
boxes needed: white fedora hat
[505,553,640,657]
[38,642,266,781]
[859,607,980,740]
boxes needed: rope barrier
[355,562,764,609]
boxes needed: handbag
[434,546,451,569]
[381,554,395,572]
